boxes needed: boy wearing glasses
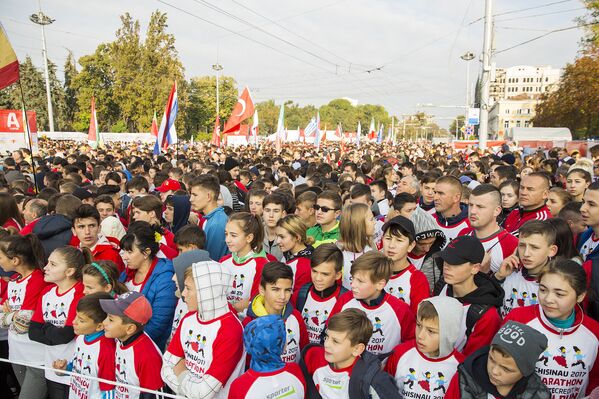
[307,191,342,248]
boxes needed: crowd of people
[0,138,598,399]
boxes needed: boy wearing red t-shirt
[101,291,163,399]
[300,308,401,398]
[381,216,430,314]
[329,251,415,356]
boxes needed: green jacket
[307,222,340,248]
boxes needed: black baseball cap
[438,236,485,265]
[382,216,416,239]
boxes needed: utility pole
[212,63,223,118]
[479,0,494,149]
[460,52,475,109]
[30,1,55,132]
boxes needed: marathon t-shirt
[228,363,306,399]
[341,247,372,290]
[219,254,268,304]
[303,346,354,399]
[385,264,430,314]
[115,332,163,399]
[385,341,464,399]
[69,333,116,399]
[500,269,539,317]
[329,291,415,355]
[407,252,426,270]
[432,213,470,246]
[167,310,245,398]
[504,305,599,398]
[3,270,48,364]
[301,285,342,344]
[168,298,189,344]
[458,228,518,273]
[32,282,84,384]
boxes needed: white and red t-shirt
[32,282,84,383]
[286,256,312,302]
[91,236,126,273]
[115,332,163,399]
[329,292,415,355]
[436,285,502,357]
[385,264,430,314]
[458,228,518,273]
[219,255,269,304]
[407,252,426,270]
[69,333,116,399]
[500,269,539,317]
[580,232,599,261]
[340,247,372,290]
[168,297,189,343]
[167,310,245,398]
[3,269,49,364]
[243,310,308,364]
[228,363,306,399]
[504,305,599,398]
[432,214,470,247]
[301,285,343,344]
[504,206,552,235]
[303,346,355,399]
[385,341,465,399]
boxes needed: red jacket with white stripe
[504,205,552,235]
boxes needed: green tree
[185,75,238,137]
[579,1,599,49]
[532,50,599,138]
[0,57,49,130]
[255,99,280,134]
[449,115,466,136]
[63,52,79,131]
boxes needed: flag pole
[17,80,38,192]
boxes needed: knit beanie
[491,321,548,377]
[410,207,446,245]
[224,157,240,171]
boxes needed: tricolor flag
[155,81,178,155]
[88,96,100,149]
[251,109,259,146]
[0,23,19,90]
[357,120,362,147]
[304,117,317,141]
[275,103,285,154]
[314,112,321,150]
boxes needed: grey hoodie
[419,296,464,358]
[410,207,446,290]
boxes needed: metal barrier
[0,357,185,398]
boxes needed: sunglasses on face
[313,204,338,213]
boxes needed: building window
[524,120,530,127]
[516,120,521,127]
[504,121,509,128]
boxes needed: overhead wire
[495,22,597,54]
[468,0,576,24]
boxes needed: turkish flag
[223,87,254,134]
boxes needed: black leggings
[46,379,69,399]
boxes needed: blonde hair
[339,203,374,253]
[276,215,309,246]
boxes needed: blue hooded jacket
[170,195,191,234]
[203,206,229,260]
[119,257,177,350]
[244,315,286,372]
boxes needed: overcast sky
[1,0,589,128]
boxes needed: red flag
[223,87,254,133]
[151,111,158,137]
[0,24,19,90]
[211,115,221,147]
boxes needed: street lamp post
[460,51,475,111]
[212,63,223,118]
[30,3,55,132]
